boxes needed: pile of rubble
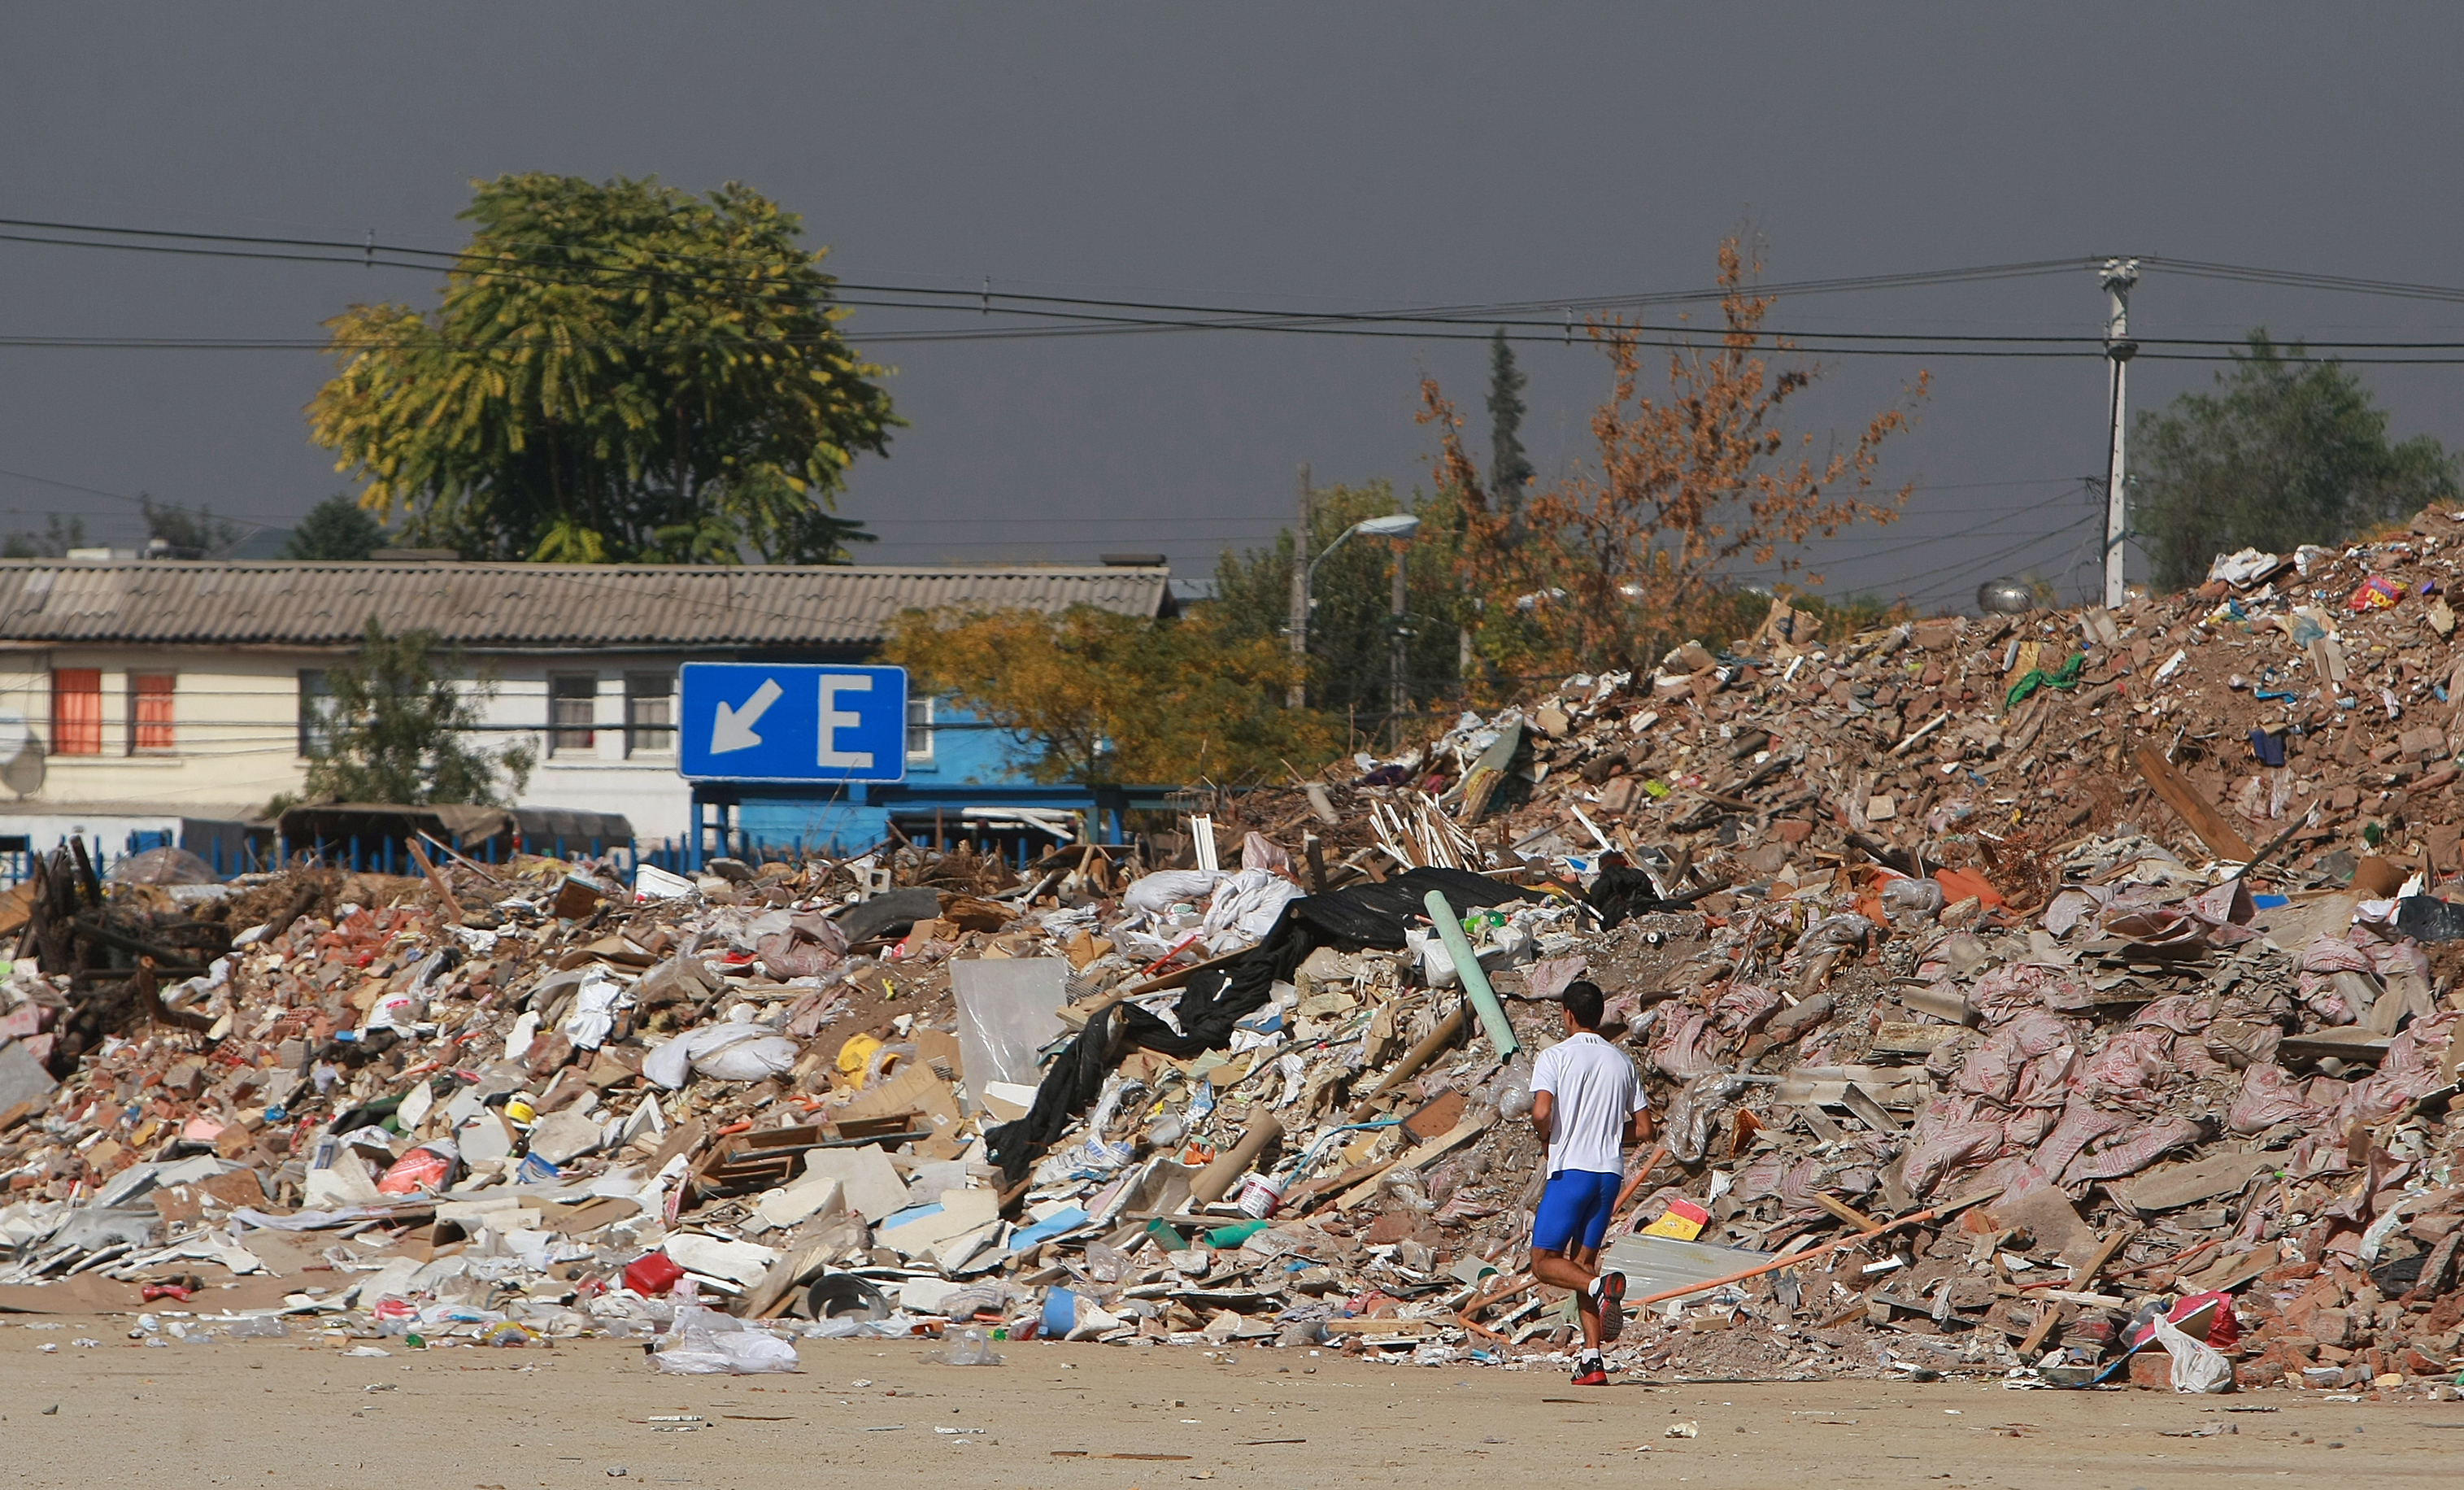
[8,512,2464,1394]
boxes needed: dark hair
[1561,978,1606,1030]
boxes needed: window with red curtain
[131,673,175,752]
[50,669,101,756]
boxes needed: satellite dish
[0,711,45,798]
[1976,577,2035,616]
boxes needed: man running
[1526,978,1650,1386]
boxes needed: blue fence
[0,828,979,888]
[0,829,686,887]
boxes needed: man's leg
[1527,1246,1604,1353]
[1562,1168,1629,1346]
[1530,1171,1608,1360]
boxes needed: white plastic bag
[650,1303,801,1375]
[1121,869,1222,919]
[2149,1311,2234,1393]
[643,1020,798,1089]
[558,965,631,1051]
[1404,926,1460,988]
[1199,868,1304,952]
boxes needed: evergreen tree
[282,495,390,561]
[1486,328,1534,509]
[138,495,240,557]
[0,515,87,558]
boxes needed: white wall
[468,653,708,843]
[0,645,705,845]
[0,645,325,821]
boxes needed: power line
[18,218,2464,361]
[0,215,2094,320]
[1891,516,2105,601]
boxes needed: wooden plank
[1287,1157,1398,1214]
[2018,1300,2059,1358]
[742,1239,836,1321]
[404,839,464,924]
[2036,1287,2127,1307]
[2182,1239,2280,1295]
[1321,1318,1439,1336]
[2132,743,2256,861]
[2070,1227,2133,1287]
[1868,1022,1966,1058]
[1336,1117,1491,1210]
[2280,1026,2393,1064]
[0,880,34,940]
[1813,1192,1886,1234]
[1061,948,1252,1027]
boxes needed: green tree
[884,606,1330,786]
[1208,481,1466,721]
[282,494,390,560]
[307,172,899,565]
[1486,329,1533,508]
[139,495,241,557]
[297,618,533,807]
[2136,331,2460,589]
[0,514,87,558]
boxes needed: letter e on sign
[818,674,873,771]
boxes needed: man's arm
[1531,1090,1555,1146]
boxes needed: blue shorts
[1532,1169,1622,1253]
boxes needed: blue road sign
[677,663,908,784]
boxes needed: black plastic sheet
[986,867,1544,1182]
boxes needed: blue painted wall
[723,697,1116,856]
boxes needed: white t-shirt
[1530,1030,1645,1177]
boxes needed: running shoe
[1595,1270,1629,1343]
[1571,1353,1609,1387]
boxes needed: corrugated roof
[0,560,1173,648]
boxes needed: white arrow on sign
[710,677,783,755]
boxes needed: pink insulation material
[1710,981,1783,1035]
[2031,1096,2131,1180]
[1966,961,2096,1024]
[1647,1002,1726,1082]
[2079,1026,2179,1108]
[2063,1113,2205,1183]
[1900,1097,2009,1197]
[2227,1063,2324,1135]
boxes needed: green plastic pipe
[1424,891,1521,1059]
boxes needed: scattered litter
[7,525,2464,1392]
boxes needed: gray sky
[5,4,2462,607]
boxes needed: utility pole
[1286,464,1311,708]
[2100,258,2140,609]
[1389,535,1409,724]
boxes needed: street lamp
[1290,512,1421,711]
[1308,512,1420,585]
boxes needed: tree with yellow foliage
[883,606,1333,786]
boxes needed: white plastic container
[1233,1171,1285,1218]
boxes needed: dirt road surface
[2,1317,2458,1488]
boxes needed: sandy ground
[2,1317,2460,1488]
